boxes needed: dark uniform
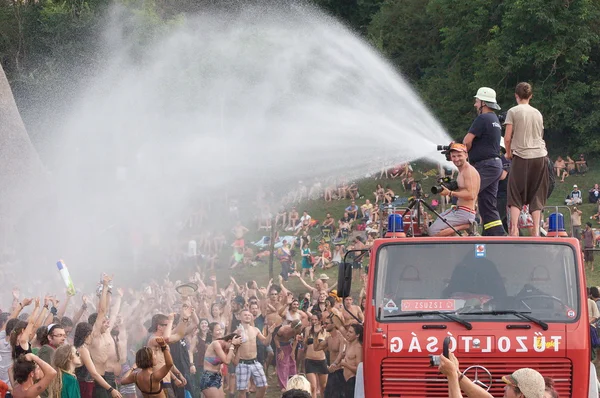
[468,112,505,236]
[497,155,511,232]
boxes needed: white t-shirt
[0,331,11,383]
[301,215,311,225]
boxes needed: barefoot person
[12,353,57,398]
[428,143,480,236]
[235,311,275,398]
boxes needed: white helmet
[474,87,501,110]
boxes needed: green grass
[214,162,600,397]
[217,162,600,288]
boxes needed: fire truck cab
[338,235,597,397]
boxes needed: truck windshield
[375,242,579,323]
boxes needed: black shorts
[305,358,328,375]
[344,376,356,397]
[585,248,595,262]
[324,369,345,398]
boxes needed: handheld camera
[429,336,451,367]
[431,177,459,195]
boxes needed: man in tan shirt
[504,82,549,236]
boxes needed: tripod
[401,197,464,236]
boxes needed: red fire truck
[338,236,597,397]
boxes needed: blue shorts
[199,371,222,391]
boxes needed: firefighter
[462,87,506,236]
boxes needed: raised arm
[71,296,88,327]
[256,324,276,345]
[23,353,57,398]
[107,289,124,331]
[23,299,40,343]
[8,296,32,325]
[292,273,313,292]
[93,275,111,338]
[152,338,174,381]
[57,294,71,319]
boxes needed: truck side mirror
[337,261,352,298]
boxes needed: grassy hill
[220,161,600,292]
[218,161,599,398]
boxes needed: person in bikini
[198,323,241,398]
[120,337,172,398]
[302,314,328,398]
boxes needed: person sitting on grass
[560,156,576,182]
[590,184,600,203]
[554,156,565,178]
[576,153,588,175]
[565,185,582,205]
[345,201,359,222]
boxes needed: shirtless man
[147,305,195,398]
[235,310,275,398]
[315,317,346,398]
[341,324,363,398]
[428,143,481,236]
[273,320,303,391]
[293,274,336,305]
[100,289,123,392]
[263,286,284,374]
[89,275,123,398]
[341,297,363,326]
[322,213,335,230]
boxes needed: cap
[574,184,578,188]
[318,274,330,280]
[449,143,468,153]
[233,295,246,305]
[502,368,545,398]
[474,87,501,110]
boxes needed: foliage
[1,0,600,155]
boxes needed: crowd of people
[0,266,368,398]
[2,79,597,398]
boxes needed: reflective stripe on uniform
[483,220,503,230]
